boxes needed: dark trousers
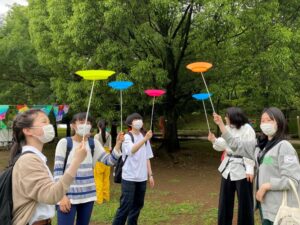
[56,201,94,225]
[112,179,147,225]
[218,176,254,225]
[258,202,274,225]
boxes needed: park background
[1,0,300,224]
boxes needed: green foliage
[191,0,300,113]
[0,5,52,104]
[1,0,300,145]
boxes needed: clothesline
[0,104,69,123]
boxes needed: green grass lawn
[90,190,201,225]
[50,187,208,225]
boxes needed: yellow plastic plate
[75,70,115,80]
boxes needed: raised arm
[16,142,87,204]
[95,132,123,166]
[211,113,256,159]
[131,131,152,154]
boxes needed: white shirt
[94,131,112,150]
[22,146,55,225]
[213,124,256,181]
[121,132,154,182]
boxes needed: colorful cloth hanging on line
[0,105,9,120]
[53,105,69,122]
[16,104,29,113]
[32,105,53,116]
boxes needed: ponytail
[98,120,107,143]
[9,109,42,165]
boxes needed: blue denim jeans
[56,201,94,225]
[112,179,147,225]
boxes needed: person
[11,109,87,225]
[112,113,154,225]
[210,107,300,225]
[94,119,112,204]
[157,116,166,150]
[53,112,124,225]
[207,107,256,225]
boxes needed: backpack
[114,132,147,183]
[63,137,95,172]
[274,179,300,225]
[0,152,33,225]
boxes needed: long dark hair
[98,119,107,143]
[9,109,43,165]
[262,107,287,140]
[226,107,249,129]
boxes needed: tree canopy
[0,5,52,104]
[1,0,300,152]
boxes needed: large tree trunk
[165,105,180,153]
[163,42,180,153]
[157,2,193,154]
[164,62,180,153]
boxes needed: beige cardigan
[12,153,74,225]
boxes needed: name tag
[284,155,297,164]
[263,156,273,165]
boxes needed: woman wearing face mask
[210,107,300,225]
[53,112,124,225]
[94,119,112,204]
[207,107,256,225]
[11,110,87,225]
[112,113,154,225]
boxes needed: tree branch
[175,2,193,74]
[0,76,36,88]
[171,4,191,39]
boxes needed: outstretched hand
[207,132,216,143]
[73,140,87,163]
[116,132,125,144]
[145,130,153,140]
[213,113,224,126]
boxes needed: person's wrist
[72,157,82,166]
[115,142,121,149]
[263,183,271,191]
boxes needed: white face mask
[132,120,143,130]
[32,124,55,143]
[260,123,277,136]
[76,124,92,136]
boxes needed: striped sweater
[53,137,121,204]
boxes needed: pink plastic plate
[144,89,166,97]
